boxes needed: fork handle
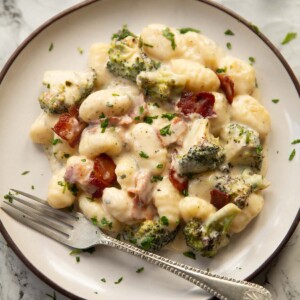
[101,236,272,300]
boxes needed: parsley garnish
[91,216,98,225]
[182,189,189,197]
[76,256,80,263]
[100,217,113,230]
[77,47,84,54]
[161,113,176,121]
[31,185,35,190]
[160,216,169,226]
[70,249,82,255]
[272,99,280,104]
[143,115,158,124]
[140,236,154,250]
[183,251,196,260]
[291,139,300,145]
[216,68,227,73]
[249,23,260,34]
[136,267,144,273]
[256,145,263,154]
[45,291,56,300]
[4,192,13,203]
[101,118,109,133]
[48,43,54,52]
[21,171,30,175]
[139,106,144,114]
[81,159,86,162]
[139,151,149,159]
[114,277,123,284]
[101,278,106,283]
[160,124,171,136]
[289,149,296,161]
[112,25,136,41]
[52,138,62,145]
[178,27,200,34]
[156,163,163,169]
[99,112,105,119]
[226,42,232,50]
[281,32,297,45]
[65,80,72,87]
[162,27,176,50]
[64,153,70,159]
[151,175,163,183]
[139,38,154,48]
[134,116,140,121]
[152,102,160,108]
[112,93,119,96]
[249,57,255,64]
[224,29,234,36]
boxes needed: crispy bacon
[177,91,215,117]
[169,168,188,193]
[210,189,229,209]
[217,74,234,104]
[52,106,87,147]
[88,154,117,197]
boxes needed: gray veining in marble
[0,0,299,299]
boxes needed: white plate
[0,0,299,299]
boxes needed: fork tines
[1,189,79,246]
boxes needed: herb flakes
[226,42,232,50]
[289,149,296,161]
[136,267,144,273]
[178,27,200,34]
[291,139,300,145]
[21,171,30,175]
[272,99,280,104]
[114,276,123,284]
[281,32,297,45]
[48,43,54,52]
[183,251,196,260]
[160,124,171,136]
[162,27,177,50]
[224,29,234,36]
[139,151,149,159]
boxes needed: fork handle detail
[102,236,272,300]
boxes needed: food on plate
[30,24,270,257]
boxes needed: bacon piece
[52,106,87,147]
[217,74,234,104]
[88,154,117,197]
[210,189,229,209]
[177,92,215,117]
[169,168,188,193]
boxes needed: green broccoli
[107,26,160,81]
[39,68,96,113]
[221,123,263,171]
[183,203,241,257]
[122,218,179,251]
[214,170,269,209]
[177,139,225,175]
[136,69,186,100]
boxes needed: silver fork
[1,189,272,300]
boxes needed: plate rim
[0,0,299,299]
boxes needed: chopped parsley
[183,251,196,260]
[256,145,263,154]
[139,151,149,159]
[160,216,169,226]
[4,192,13,203]
[112,93,119,96]
[70,249,82,256]
[99,112,106,119]
[81,159,86,162]
[272,99,280,104]
[64,153,70,159]
[289,149,296,161]
[160,124,171,136]
[162,27,176,50]
[100,217,113,230]
[114,277,123,284]
[139,37,154,48]
[143,115,158,124]
[100,118,109,133]
[178,27,200,34]
[152,102,160,108]
[182,189,189,197]
[31,185,35,190]
[21,171,30,175]
[291,139,300,145]
[281,32,297,45]
[249,57,255,64]
[161,113,176,121]
[224,29,234,36]
[136,267,144,273]
[52,138,62,145]
[139,106,144,114]
[48,43,54,52]
[151,175,163,183]
[45,291,56,300]
[112,25,136,41]
[216,67,227,73]
[101,278,106,283]
[76,256,80,263]
[91,216,98,225]
[77,47,84,54]
[249,23,260,34]
[226,42,232,50]
[156,163,163,169]
[134,116,140,121]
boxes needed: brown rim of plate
[0,0,299,299]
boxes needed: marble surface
[0,0,299,299]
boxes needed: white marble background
[0,0,299,299]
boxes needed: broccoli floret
[183,203,240,257]
[122,219,179,251]
[214,170,269,209]
[107,26,160,81]
[136,69,186,100]
[177,139,225,175]
[39,69,96,113]
[221,123,263,171]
